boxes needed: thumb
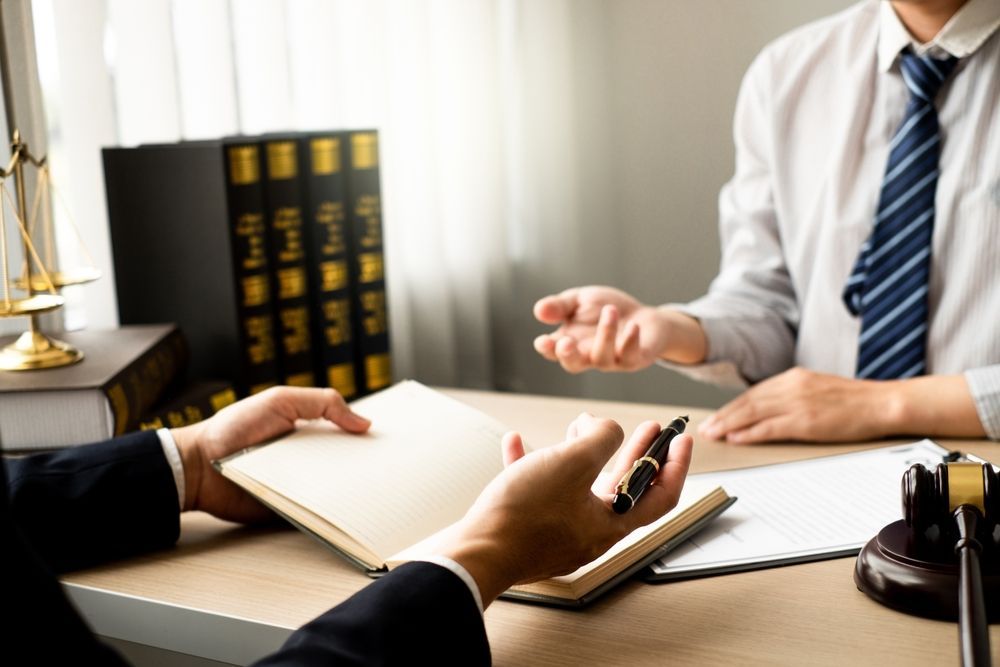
[555,415,624,479]
[533,288,580,325]
[502,432,526,467]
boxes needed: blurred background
[2,0,853,409]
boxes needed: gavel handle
[955,506,991,667]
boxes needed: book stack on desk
[0,324,187,451]
[103,129,390,401]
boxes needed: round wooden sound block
[855,520,999,622]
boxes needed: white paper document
[649,439,952,579]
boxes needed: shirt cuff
[156,428,186,510]
[964,366,1000,441]
[415,555,484,614]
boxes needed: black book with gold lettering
[343,130,392,395]
[296,132,359,399]
[260,136,317,388]
[104,140,281,396]
[139,379,238,430]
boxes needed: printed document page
[650,439,949,578]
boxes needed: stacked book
[103,130,391,402]
[0,324,188,450]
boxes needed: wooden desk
[62,389,1000,665]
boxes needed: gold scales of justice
[0,129,101,371]
[0,1,101,371]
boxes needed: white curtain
[31,0,620,393]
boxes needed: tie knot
[899,51,959,103]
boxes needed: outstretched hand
[533,286,706,373]
[170,387,371,523]
[434,413,694,606]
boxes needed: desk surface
[62,388,1000,666]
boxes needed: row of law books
[103,129,391,401]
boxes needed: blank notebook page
[222,381,507,559]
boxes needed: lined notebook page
[222,381,507,560]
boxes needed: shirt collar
[877,0,1000,72]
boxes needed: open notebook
[216,381,734,606]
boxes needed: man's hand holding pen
[427,413,694,607]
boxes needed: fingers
[590,305,619,368]
[698,390,779,441]
[616,321,642,369]
[623,433,694,530]
[597,420,663,495]
[539,306,644,373]
[533,288,580,325]
[555,336,589,374]
[725,416,799,444]
[565,413,586,441]
[262,386,371,433]
[551,314,633,374]
[558,414,625,478]
[533,333,558,361]
[502,431,526,467]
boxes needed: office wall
[518,0,857,409]
[14,0,858,410]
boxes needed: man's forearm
[655,307,709,365]
[884,374,986,439]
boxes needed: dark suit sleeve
[255,561,491,666]
[4,429,181,573]
[4,429,182,665]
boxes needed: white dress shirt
[154,428,484,612]
[671,0,1000,439]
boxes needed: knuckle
[788,367,811,386]
[323,386,345,405]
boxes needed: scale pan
[0,293,65,317]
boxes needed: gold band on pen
[615,457,660,496]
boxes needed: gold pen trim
[615,457,660,496]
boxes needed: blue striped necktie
[842,50,958,380]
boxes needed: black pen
[612,415,689,514]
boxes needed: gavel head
[902,462,999,543]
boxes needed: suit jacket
[3,430,490,665]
